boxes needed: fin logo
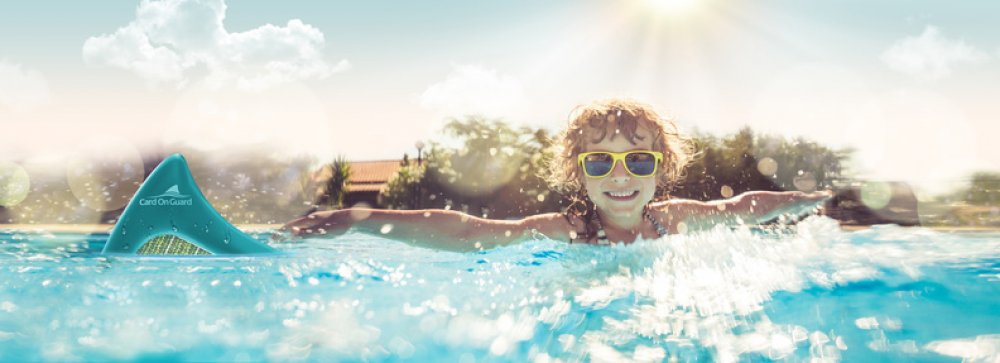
[139,185,193,206]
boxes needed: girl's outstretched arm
[655,190,833,232]
[278,209,572,252]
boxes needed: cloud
[0,61,50,112]
[82,0,349,90]
[420,64,526,121]
[880,25,988,81]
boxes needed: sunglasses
[577,150,663,178]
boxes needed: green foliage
[321,156,351,209]
[964,172,1000,205]
[676,127,850,200]
[380,162,424,210]
[380,116,564,218]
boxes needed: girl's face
[580,125,659,217]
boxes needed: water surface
[0,217,997,362]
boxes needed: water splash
[0,218,997,361]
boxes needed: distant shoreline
[1,224,998,233]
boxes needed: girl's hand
[789,189,835,216]
[278,210,340,236]
[809,189,835,200]
[809,188,835,206]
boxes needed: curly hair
[543,98,694,242]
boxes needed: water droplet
[676,222,688,234]
[757,157,778,176]
[224,231,231,244]
[123,244,130,250]
[793,171,817,192]
[860,181,892,210]
[720,185,734,198]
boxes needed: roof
[345,160,404,193]
[348,160,404,183]
[310,159,405,194]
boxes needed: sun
[648,0,700,14]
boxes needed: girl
[280,98,831,251]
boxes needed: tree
[319,156,351,209]
[380,162,424,210]
[965,172,1000,205]
[675,128,850,200]
[380,116,564,218]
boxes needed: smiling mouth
[604,190,639,201]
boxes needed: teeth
[607,191,636,197]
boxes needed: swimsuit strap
[592,206,668,245]
[648,208,670,237]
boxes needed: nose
[609,160,630,183]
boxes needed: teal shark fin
[102,153,276,255]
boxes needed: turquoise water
[0,217,997,362]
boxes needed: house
[343,160,405,208]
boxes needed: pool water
[0,217,997,362]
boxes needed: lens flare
[350,202,373,221]
[443,150,522,198]
[860,181,892,210]
[793,171,817,192]
[649,0,699,13]
[66,143,145,212]
[0,161,30,207]
[720,185,734,198]
[756,157,778,177]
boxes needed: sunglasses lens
[625,152,657,176]
[583,153,614,176]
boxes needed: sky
[0,0,998,196]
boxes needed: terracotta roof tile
[349,160,404,183]
[346,183,385,192]
[345,160,404,193]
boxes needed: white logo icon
[139,184,193,206]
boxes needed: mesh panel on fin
[137,234,212,255]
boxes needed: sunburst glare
[648,0,701,14]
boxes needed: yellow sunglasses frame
[577,150,664,178]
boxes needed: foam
[556,216,1000,362]
[925,335,1000,362]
